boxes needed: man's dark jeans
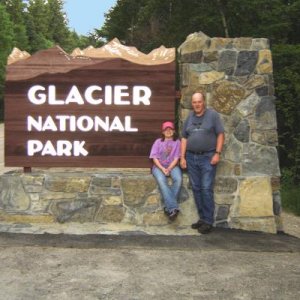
[186,151,216,225]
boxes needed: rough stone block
[234,119,250,143]
[238,177,274,217]
[230,217,276,233]
[243,144,280,176]
[180,51,203,63]
[91,176,112,187]
[178,32,210,55]
[216,205,230,221]
[0,176,30,211]
[96,205,125,223]
[214,194,235,205]
[250,38,270,50]
[122,177,156,207]
[212,80,246,115]
[256,49,273,74]
[198,71,224,85]
[210,38,234,50]
[235,51,258,76]
[218,50,237,75]
[45,176,91,192]
[21,174,44,186]
[214,177,238,194]
[143,211,169,226]
[233,38,253,50]
[203,51,219,63]
[49,199,100,223]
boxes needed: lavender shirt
[149,138,181,168]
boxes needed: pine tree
[26,0,53,52]
[3,0,29,50]
[0,2,14,118]
[45,0,71,51]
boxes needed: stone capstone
[178,31,210,55]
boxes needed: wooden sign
[5,39,176,168]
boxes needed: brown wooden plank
[5,50,175,168]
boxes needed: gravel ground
[282,211,300,238]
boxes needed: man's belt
[187,150,215,155]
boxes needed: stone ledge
[0,169,279,234]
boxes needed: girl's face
[163,127,174,139]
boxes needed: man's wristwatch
[215,151,221,155]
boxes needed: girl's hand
[162,167,170,176]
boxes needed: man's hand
[180,158,187,169]
[210,153,220,165]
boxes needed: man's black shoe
[169,209,179,221]
[198,223,213,234]
[191,219,204,229]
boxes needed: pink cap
[162,121,175,131]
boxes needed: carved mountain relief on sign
[5,39,176,168]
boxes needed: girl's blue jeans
[152,166,182,213]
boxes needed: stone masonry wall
[178,32,281,233]
[0,169,202,235]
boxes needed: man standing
[180,92,225,234]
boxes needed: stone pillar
[178,32,281,233]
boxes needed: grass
[281,184,300,216]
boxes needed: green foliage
[0,2,13,119]
[45,0,72,51]
[273,44,300,183]
[281,182,300,216]
[3,0,29,50]
[97,0,300,52]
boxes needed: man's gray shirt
[181,108,224,153]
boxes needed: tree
[0,2,14,118]
[273,44,300,183]
[25,0,53,52]
[45,0,71,51]
[2,0,29,50]
[96,0,146,46]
